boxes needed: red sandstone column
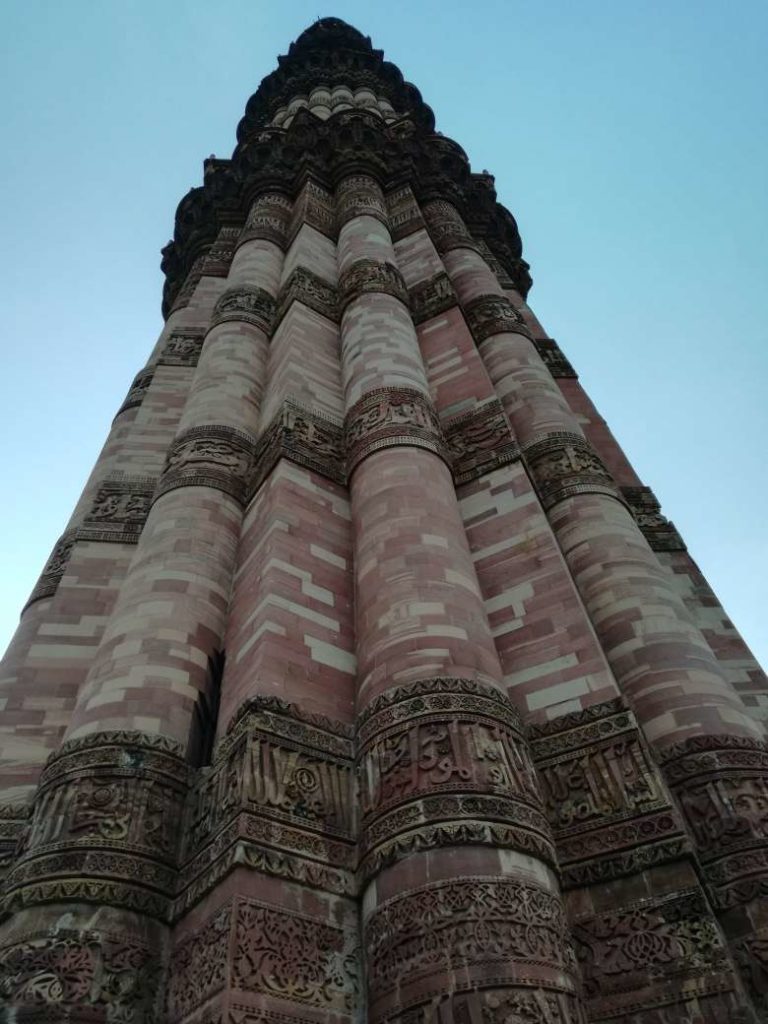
[337,174,583,1023]
[423,196,768,1013]
[0,193,286,1022]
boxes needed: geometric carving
[115,367,154,419]
[0,804,30,884]
[338,258,408,313]
[79,476,156,544]
[408,271,457,325]
[211,286,276,333]
[239,192,292,249]
[523,430,622,510]
[288,179,335,243]
[22,528,78,610]
[273,265,338,329]
[422,199,480,255]
[200,226,239,277]
[621,485,686,552]
[167,903,231,1020]
[249,399,344,498]
[159,330,206,367]
[444,400,520,484]
[345,386,448,476]
[386,184,426,242]
[157,425,256,505]
[534,337,578,378]
[529,698,688,887]
[336,174,388,229]
[464,293,532,342]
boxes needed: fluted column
[423,197,768,1015]
[336,175,583,1023]
[0,193,285,1022]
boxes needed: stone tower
[1,17,767,1024]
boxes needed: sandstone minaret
[1,18,767,1024]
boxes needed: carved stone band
[444,400,520,485]
[157,425,256,504]
[338,258,408,313]
[408,271,457,325]
[621,485,686,552]
[114,367,154,420]
[237,192,292,249]
[249,400,344,500]
[158,329,205,367]
[522,431,622,510]
[288,179,335,243]
[344,386,448,475]
[529,697,686,888]
[422,198,481,255]
[336,174,389,229]
[199,226,239,277]
[79,477,156,544]
[534,337,578,378]
[386,185,426,243]
[22,529,78,611]
[210,285,276,333]
[464,293,532,343]
[273,265,339,331]
[3,732,191,923]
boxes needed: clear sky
[1,1,766,667]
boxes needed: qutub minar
[1,17,767,1024]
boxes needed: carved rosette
[464,293,532,342]
[534,337,578,378]
[422,198,480,255]
[338,258,408,313]
[522,431,623,509]
[79,476,156,544]
[530,698,688,888]
[365,876,579,1020]
[621,485,686,552]
[357,679,556,883]
[249,399,344,499]
[22,528,78,610]
[238,192,292,249]
[288,179,335,242]
[344,387,448,475]
[115,367,154,419]
[273,265,339,330]
[386,184,426,241]
[159,329,206,367]
[444,400,520,485]
[210,285,276,333]
[157,425,256,504]
[2,731,191,923]
[659,735,768,912]
[336,174,388,229]
[0,927,162,1021]
[177,697,355,915]
[408,271,458,325]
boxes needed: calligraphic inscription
[249,399,344,498]
[115,367,154,419]
[79,476,156,544]
[621,485,686,552]
[200,226,240,277]
[273,265,338,329]
[170,254,206,314]
[344,387,447,475]
[476,238,516,289]
[159,329,206,367]
[336,174,388,228]
[386,185,426,242]
[239,192,292,249]
[157,425,256,504]
[338,258,408,313]
[464,293,532,343]
[444,400,519,484]
[522,431,621,509]
[211,286,276,333]
[288,179,335,242]
[534,337,578,378]
[422,199,480,255]
[22,529,78,609]
[408,271,457,325]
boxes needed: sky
[1,0,766,667]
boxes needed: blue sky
[1,1,766,666]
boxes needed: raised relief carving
[338,258,408,313]
[79,476,156,544]
[422,199,480,255]
[157,425,256,504]
[464,293,532,342]
[288,179,335,242]
[476,238,516,289]
[274,266,338,329]
[168,903,231,1021]
[159,329,206,367]
[200,226,240,277]
[0,804,30,883]
[23,529,78,609]
[344,387,447,475]
[444,400,520,484]
[170,254,206,314]
[211,286,276,333]
[621,485,686,552]
[523,431,621,509]
[239,192,292,248]
[250,399,344,497]
[534,337,578,378]
[408,271,457,325]
[336,174,388,228]
[115,367,154,418]
[386,185,426,241]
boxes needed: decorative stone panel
[210,286,276,333]
[169,254,206,315]
[287,179,335,242]
[344,386,448,475]
[273,265,338,329]
[386,184,426,241]
[0,804,31,884]
[522,431,623,509]
[422,198,481,255]
[115,367,154,419]
[200,226,240,277]
[238,192,292,249]
[22,528,78,610]
[336,174,388,228]
[408,271,457,325]
[79,476,156,544]
[622,485,686,552]
[338,258,408,313]
[444,400,520,485]
[534,337,578,378]
[249,399,344,498]
[159,329,206,367]
[157,425,256,504]
[464,293,532,342]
